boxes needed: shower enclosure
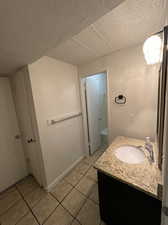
[82,72,108,155]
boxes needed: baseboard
[45,155,84,192]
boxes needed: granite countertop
[95,136,162,200]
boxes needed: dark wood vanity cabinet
[98,171,161,225]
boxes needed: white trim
[80,71,110,156]
[161,57,168,225]
[80,78,90,156]
[161,79,168,225]
[45,156,84,192]
[106,69,111,145]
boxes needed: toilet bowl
[101,128,108,136]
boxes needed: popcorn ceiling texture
[48,0,166,65]
[0,0,123,74]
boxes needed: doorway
[0,77,28,192]
[10,67,44,186]
[81,72,108,155]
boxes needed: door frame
[161,25,168,225]
[80,71,110,156]
[0,77,28,191]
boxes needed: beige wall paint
[79,44,159,142]
[28,56,84,187]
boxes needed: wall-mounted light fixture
[143,35,162,65]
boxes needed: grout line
[16,177,40,198]
[59,200,87,225]
[47,160,92,224]
[23,187,50,209]
[60,203,76,219]
[71,197,88,224]
[1,152,103,225]
[73,185,99,206]
[65,163,92,188]
[50,187,87,223]
[0,186,17,199]
[15,185,41,225]
[50,185,73,204]
[70,218,82,225]
[14,211,30,225]
[74,218,83,225]
[41,196,60,225]
[74,195,100,225]
[0,200,21,217]
[70,217,83,225]
[0,186,22,217]
[49,192,60,202]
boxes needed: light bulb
[143,35,162,65]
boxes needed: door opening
[82,72,108,155]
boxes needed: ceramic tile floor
[0,149,106,225]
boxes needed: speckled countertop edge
[95,136,162,200]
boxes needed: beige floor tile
[76,176,96,197]
[75,160,91,175]
[0,200,29,225]
[1,154,102,225]
[16,212,38,225]
[65,170,83,187]
[71,219,81,225]
[62,188,86,217]
[0,187,17,200]
[65,161,90,186]
[33,194,59,224]
[83,150,105,166]
[83,156,96,165]
[88,183,99,204]
[92,150,105,161]
[24,187,47,208]
[51,179,73,202]
[44,204,73,225]
[77,199,100,225]
[85,167,97,182]
[16,176,39,197]
[0,189,21,215]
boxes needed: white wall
[79,44,160,142]
[28,56,84,188]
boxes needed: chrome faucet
[137,141,155,164]
[144,144,155,163]
[144,137,154,163]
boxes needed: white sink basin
[115,145,145,164]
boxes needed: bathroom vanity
[95,136,162,225]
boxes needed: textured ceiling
[0,0,123,74]
[47,0,167,65]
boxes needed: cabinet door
[98,171,161,225]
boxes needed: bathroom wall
[79,44,160,142]
[28,56,84,188]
